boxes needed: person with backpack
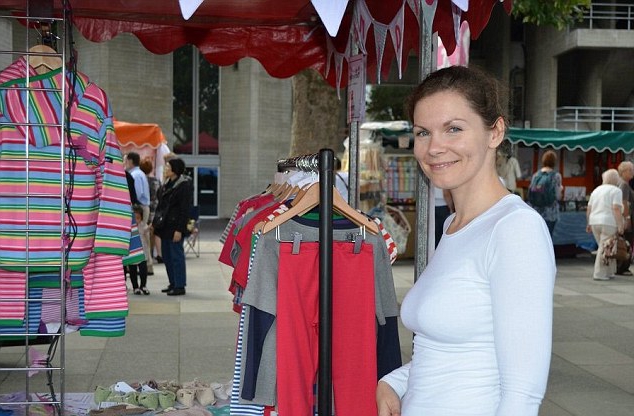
[527,150,563,236]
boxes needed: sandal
[133,288,142,295]
[141,287,150,295]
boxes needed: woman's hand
[377,381,401,416]
[173,230,182,242]
[618,217,625,235]
[586,224,592,234]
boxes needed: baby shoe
[106,392,125,403]
[93,385,111,404]
[137,392,159,410]
[176,388,195,407]
[160,379,181,393]
[210,382,229,401]
[196,386,215,406]
[123,392,139,406]
[158,390,176,409]
[183,378,216,406]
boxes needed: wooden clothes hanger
[291,182,313,206]
[331,186,379,234]
[264,182,280,195]
[272,183,290,199]
[256,182,319,234]
[28,44,63,75]
[277,184,299,202]
[257,183,378,235]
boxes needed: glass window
[172,46,219,155]
[173,46,193,154]
[199,56,219,155]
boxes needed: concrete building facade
[525,21,634,130]
[218,60,293,218]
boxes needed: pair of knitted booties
[177,379,216,407]
[94,385,176,410]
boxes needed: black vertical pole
[318,148,334,416]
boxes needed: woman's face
[412,90,502,192]
[164,162,174,179]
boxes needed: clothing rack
[276,153,319,173]
[276,148,334,416]
[0,1,73,414]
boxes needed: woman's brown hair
[542,150,557,169]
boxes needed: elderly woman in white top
[586,169,625,281]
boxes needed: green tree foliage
[511,0,591,30]
[366,85,413,121]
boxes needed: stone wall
[74,34,174,143]
[218,59,292,218]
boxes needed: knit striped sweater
[0,58,131,328]
[0,57,131,270]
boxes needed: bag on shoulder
[152,209,167,230]
[528,171,556,207]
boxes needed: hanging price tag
[347,54,366,123]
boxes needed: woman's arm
[377,381,402,416]
[176,182,193,231]
[612,204,624,235]
[489,210,556,415]
[586,200,593,233]
[377,362,411,416]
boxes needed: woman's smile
[428,160,458,171]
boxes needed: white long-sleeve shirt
[381,194,556,416]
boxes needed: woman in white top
[376,66,556,416]
[496,146,522,193]
[586,169,624,280]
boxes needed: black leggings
[128,261,148,289]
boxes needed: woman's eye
[448,126,462,133]
[414,129,430,138]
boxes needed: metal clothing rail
[276,153,320,173]
[0,1,75,414]
[276,148,334,416]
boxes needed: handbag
[615,236,631,262]
[152,209,167,230]
[602,235,630,264]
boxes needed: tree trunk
[290,69,346,157]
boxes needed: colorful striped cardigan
[0,58,131,331]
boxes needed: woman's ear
[488,117,506,149]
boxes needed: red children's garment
[276,241,377,416]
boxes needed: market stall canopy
[507,127,634,154]
[113,120,167,149]
[360,120,414,149]
[0,0,512,87]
